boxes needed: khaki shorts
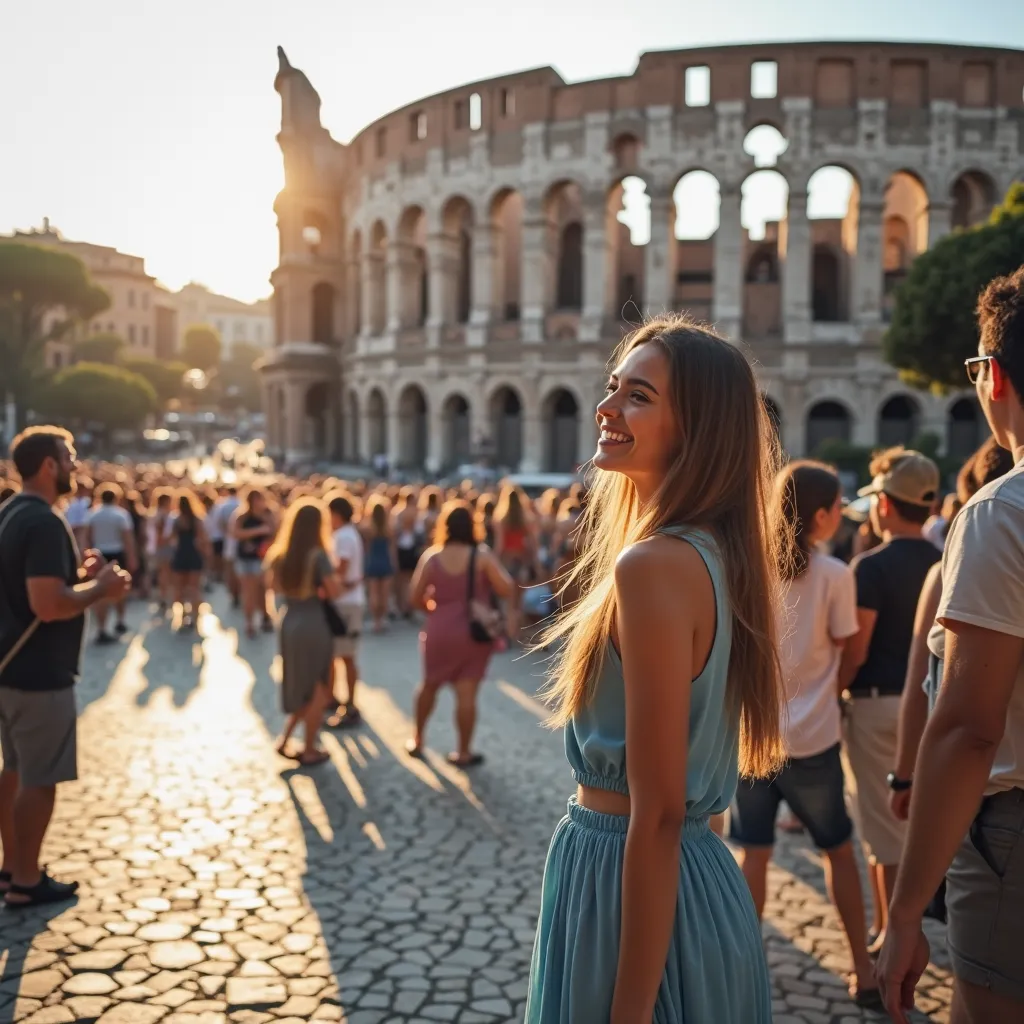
[947,788,1024,1002]
[0,686,78,787]
[842,693,906,865]
[333,604,364,660]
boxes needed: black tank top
[237,513,265,560]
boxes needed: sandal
[446,752,485,768]
[326,708,362,729]
[405,739,424,759]
[297,749,330,767]
[4,871,79,909]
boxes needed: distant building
[171,283,273,358]
[6,219,173,369]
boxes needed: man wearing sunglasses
[878,265,1024,1024]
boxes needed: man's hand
[96,561,132,600]
[80,549,107,580]
[890,788,912,822]
[875,918,930,1024]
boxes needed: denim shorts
[730,742,853,851]
[236,558,263,577]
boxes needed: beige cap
[857,450,940,507]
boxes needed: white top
[333,524,365,606]
[937,459,1024,795]
[921,515,948,551]
[65,495,92,528]
[777,552,860,759]
[214,496,240,557]
[88,504,134,555]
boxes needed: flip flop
[446,752,485,768]
[405,739,424,759]
[297,749,330,767]
[4,871,79,909]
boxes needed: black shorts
[212,539,225,558]
[101,550,124,569]
[396,546,420,573]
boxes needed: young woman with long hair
[525,316,785,1023]
[729,461,881,1008]
[264,497,341,766]
[169,490,209,630]
[147,488,175,612]
[406,501,514,766]
[493,483,535,642]
[232,487,276,639]
[392,485,421,618]
[362,494,396,633]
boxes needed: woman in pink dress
[406,500,514,766]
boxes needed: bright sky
[3,0,1021,303]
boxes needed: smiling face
[593,342,678,496]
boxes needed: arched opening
[397,206,429,328]
[947,397,987,459]
[305,381,330,456]
[812,246,842,321]
[612,133,641,174]
[951,171,997,229]
[442,196,474,326]
[806,400,852,453]
[442,394,471,469]
[398,385,428,469]
[489,386,523,471]
[746,246,779,282]
[311,282,335,344]
[345,390,361,462]
[883,171,929,321]
[883,216,911,272]
[490,189,523,320]
[544,388,580,472]
[366,388,387,457]
[743,124,789,168]
[672,170,720,321]
[369,220,388,334]
[878,394,920,448]
[609,176,649,319]
[556,221,583,310]
[742,168,788,338]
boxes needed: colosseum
[260,40,1024,473]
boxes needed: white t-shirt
[777,552,860,758]
[937,460,1024,795]
[89,504,133,555]
[215,497,240,557]
[333,524,365,606]
[65,496,92,529]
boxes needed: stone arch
[311,281,336,344]
[947,396,987,459]
[950,169,998,229]
[366,387,387,457]
[807,164,859,322]
[397,384,428,469]
[742,123,789,169]
[556,221,583,310]
[746,244,779,283]
[672,169,720,321]
[882,170,929,321]
[806,399,853,453]
[741,167,789,339]
[488,187,523,321]
[488,384,524,472]
[545,180,584,314]
[397,205,429,328]
[442,195,474,324]
[607,174,650,320]
[368,220,388,334]
[877,393,921,448]
[611,133,641,174]
[441,392,472,469]
[542,387,580,473]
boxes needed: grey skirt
[279,599,333,714]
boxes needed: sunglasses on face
[965,355,996,384]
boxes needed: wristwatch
[886,772,912,792]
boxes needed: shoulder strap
[0,496,44,680]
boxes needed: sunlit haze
[3,0,1021,303]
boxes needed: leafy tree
[181,324,222,371]
[121,357,189,406]
[885,183,1024,391]
[218,341,263,411]
[0,242,109,430]
[74,331,124,364]
[34,362,157,436]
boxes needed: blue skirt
[526,799,771,1023]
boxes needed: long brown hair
[775,461,841,580]
[365,494,391,537]
[541,316,787,777]
[264,497,331,598]
[495,483,527,529]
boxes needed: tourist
[493,483,535,643]
[169,490,209,631]
[405,500,513,767]
[730,461,880,1009]
[147,488,175,612]
[392,486,421,618]
[327,491,364,728]
[232,487,275,639]
[878,267,1024,1024]
[63,477,93,550]
[87,483,138,644]
[362,494,395,634]
[211,486,241,601]
[837,446,941,953]
[525,316,782,1022]
[0,427,130,908]
[264,497,340,766]
[417,486,442,545]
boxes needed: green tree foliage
[181,324,222,371]
[34,363,157,434]
[120,357,189,406]
[0,242,109,426]
[73,331,124,364]
[884,183,1024,391]
[218,341,263,411]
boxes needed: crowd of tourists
[2,264,1023,1023]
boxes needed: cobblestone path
[0,593,953,1023]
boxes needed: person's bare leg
[0,770,18,878]
[343,656,359,710]
[452,678,481,760]
[951,976,1024,1024]
[823,842,875,993]
[95,599,109,636]
[276,714,299,755]
[7,784,56,894]
[300,684,331,758]
[868,855,884,937]
[242,576,257,634]
[736,845,772,918]
[412,681,440,750]
[709,812,726,837]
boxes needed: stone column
[426,397,445,475]
[853,198,885,327]
[580,194,610,341]
[283,380,305,465]
[713,186,743,341]
[927,200,953,249]
[783,191,812,344]
[357,400,373,463]
[385,244,405,332]
[644,186,674,315]
[385,403,402,468]
[426,232,457,347]
[520,200,552,344]
[359,255,376,337]
[470,223,497,325]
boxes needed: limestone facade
[261,42,1024,471]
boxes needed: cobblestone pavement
[0,592,953,1023]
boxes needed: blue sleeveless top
[564,525,739,818]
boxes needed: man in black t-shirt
[838,446,941,952]
[0,427,131,908]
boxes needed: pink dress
[420,551,495,685]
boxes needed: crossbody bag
[466,545,503,644]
